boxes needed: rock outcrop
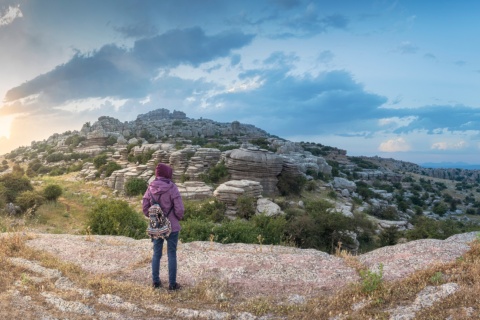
[213,180,263,217]
[224,148,284,195]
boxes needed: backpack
[146,190,174,239]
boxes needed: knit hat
[155,163,173,179]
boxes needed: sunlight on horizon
[0,115,14,139]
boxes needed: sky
[1,0,479,165]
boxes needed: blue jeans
[151,231,179,286]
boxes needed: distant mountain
[420,162,480,170]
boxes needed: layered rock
[176,181,214,200]
[224,148,284,195]
[184,148,222,180]
[213,180,263,217]
[279,152,332,176]
[169,147,197,181]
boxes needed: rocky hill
[2,108,480,318]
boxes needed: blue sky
[1,0,479,164]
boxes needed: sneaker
[168,283,182,291]
[152,282,162,289]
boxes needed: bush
[16,190,45,212]
[212,219,259,244]
[86,199,147,239]
[180,217,216,242]
[236,195,256,219]
[277,171,306,196]
[124,178,148,196]
[405,216,473,240]
[43,184,63,202]
[199,161,229,184]
[251,214,287,244]
[286,200,355,252]
[93,154,108,169]
[102,161,122,177]
[183,198,226,222]
[366,205,399,220]
[0,173,33,202]
[45,152,64,163]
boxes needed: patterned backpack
[146,190,174,239]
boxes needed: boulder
[332,177,356,192]
[224,148,284,195]
[256,198,283,217]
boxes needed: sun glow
[0,115,14,139]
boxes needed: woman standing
[142,163,184,290]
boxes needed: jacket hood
[148,178,174,195]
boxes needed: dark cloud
[132,27,254,68]
[4,27,254,104]
[114,22,158,38]
[205,67,387,135]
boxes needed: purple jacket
[142,177,184,232]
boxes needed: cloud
[317,50,334,64]
[202,65,388,135]
[424,53,436,60]
[391,105,480,133]
[394,41,419,54]
[0,5,22,26]
[378,137,411,152]
[3,27,254,105]
[431,140,468,150]
[281,4,349,36]
[114,22,158,38]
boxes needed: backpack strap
[148,189,160,205]
[149,189,174,217]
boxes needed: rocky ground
[2,231,478,319]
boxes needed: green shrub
[45,152,65,163]
[16,190,45,212]
[236,195,256,219]
[277,171,306,196]
[200,161,229,184]
[366,205,399,220]
[405,216,475,240]
[212,219,259,244]
[432,202,448,216]
[251,214,287,244]
[286,200,355,252]
[378,226,400,246]
[0,173,33,202]
[183,198,226,222]
[305,180,317,191]
[86,199,147,239]
[180,217,216,242]
[124,178,148,196]
[102,161,122,177]
[43,184,63,202]
[93,154,108,169]
[359,263,383,294]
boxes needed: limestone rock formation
[224,148,284,195]
[213,180,263,217]
[184,148,222,180]
[176,181,214,200]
